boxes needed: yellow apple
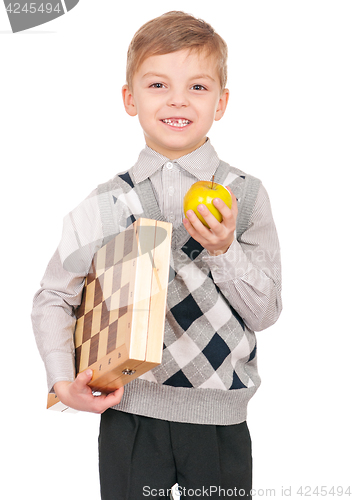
[183,180,232,228]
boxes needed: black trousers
[99,409,252,500]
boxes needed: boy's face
[122,49,229,159]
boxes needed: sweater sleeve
[203,184,282,332]
[31,190,104,391]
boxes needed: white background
[1,1,352,498]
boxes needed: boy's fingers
[196,199,232,234]
[187,188,237,233]
[196,204,220,231]
[212,191,238,229]
[183,216,200,241]
[213,198,232,220]
[93,387,125,414]
[103,387,125,407]
[185,209,210,235]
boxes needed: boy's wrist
[207,244,231,257]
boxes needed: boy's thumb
[76,369,93,386]
[84,369,93,380]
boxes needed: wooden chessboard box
[47,218,172,412]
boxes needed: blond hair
[126,11,228,91]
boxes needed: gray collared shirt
[131,139,219,226]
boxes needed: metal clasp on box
[122,368,136,376]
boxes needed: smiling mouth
[162,118,191,128]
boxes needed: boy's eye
[150,83,165,89]
[191,84,207,91]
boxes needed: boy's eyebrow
[191,74,216,82]
[141,72,216,82]
[141,72,169,80]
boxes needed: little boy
[32,11,282,499]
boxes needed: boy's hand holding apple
[183,180,238,256]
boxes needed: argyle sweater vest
[96,160,262,425]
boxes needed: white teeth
[162,119,190,127]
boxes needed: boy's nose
[167,91,189,108]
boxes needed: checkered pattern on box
[95,167,260,393]
[74,225,135,374]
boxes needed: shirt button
[168,186,175,196]
[166,162,173,170]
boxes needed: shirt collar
[131,138,220,184]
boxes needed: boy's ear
[122,85,137,117]
[215,88,230,122]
